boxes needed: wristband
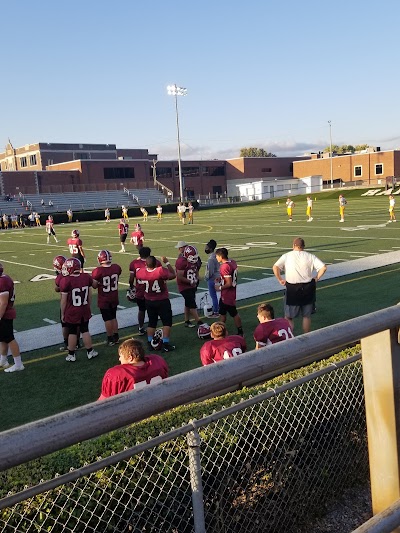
[165,262,170,266]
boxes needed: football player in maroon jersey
[200,322,247,366]
[92,250,122,346]
[53,255,70,351]
[136,255,176,352]
[175,241,205,329]
[98,338,168,400]
[215,248,243,336]
[45,215,59,244]
[67,229,85,269]
[128,247,160,336]
[118,219,129,253]
[0,263,24,372]
[59,258,98,362]
[130,223,145,251]
[253,303,294,349]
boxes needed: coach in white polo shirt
[273,237,327,334]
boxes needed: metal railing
[2,306,400,531]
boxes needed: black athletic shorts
[218,300,238,318]
[0,319,15,343]
[180,287,197,309]
[65,319,89,335]
[145,299,173,328]
[136,297,146,313]
[100,307,117,322]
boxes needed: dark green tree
[240,147,277,157]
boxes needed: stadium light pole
[167,84,187,202]
[328,120,333,189]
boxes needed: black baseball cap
[206,239,217,249]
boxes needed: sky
[2,0,400,160]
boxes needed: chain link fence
[0,354,368,533]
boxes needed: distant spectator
[41,199,45,207]
[49,200,53,207]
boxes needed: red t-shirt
[100,354,169,398]
[136,266,170,301]
[220,260,238,306]
[253,318,294,346]
[91,264,122,309]
[175,256,199,293]
[118,222,129,235]
[131,230,144,247]
[0,274,16,320]
[67,237,83,258]
[200,335,247,365]
[59,273,93,323]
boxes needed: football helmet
[98,249,112,265]
[126,287,136,302]
[198,323,211,339]
[183,245,199,264]
[135,223,142,230]
[150,328,163,350]
[53,255,67,274]
[61,258,81,276]
[71,229,79,238]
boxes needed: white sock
[0,355,8,364]
[13,356,23,367]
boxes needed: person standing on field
[286,197,295,222]
[0,263,24,372]
[339,194,347,222]
[273,237,327,334]
[46,215,59,244]
[118,218,129,253]
[215,247,243,336]
[389,195,397,222]
[306,197,313,222]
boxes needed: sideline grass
[1,263,399,432]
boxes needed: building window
[20,157,27,168]
[182,167,200,177]
[291,183,298,190]
[262,168,272,173]
[156,167,173,179]
[203,166,225,176]
[277,185,284,191]
[30,154,37,166]
[354,165,362,177]
[104,167,135,180]
[375,164,383,175]
[76,153,88,160]
[47,159,54,166]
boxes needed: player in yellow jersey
[121,205,129,222]
[286,198,295,221]
[339,195,347,222]
[156,204,162,222]
[389,195,397,222]
[140,207,148,222]
[306,197,313,222]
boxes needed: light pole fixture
[167,84,187,201]
[328,120,333,189]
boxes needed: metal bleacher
[1,188,167,215]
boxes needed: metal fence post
[361,327,400,521]
[187,429,206,533]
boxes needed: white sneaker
[0,360,10,369]
[119,249,125,253]
[309,217,313,221]
[4,364,24,373]
[66,354,76,362]
[87,349,98,360]
[340,219,344,222]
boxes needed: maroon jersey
[118,222,129,235]
[200,335,247,366]
[55,273,63,292]
[220,260,238,306]
[136,266,170,301]
[0,274,16,320]
[253,318,294,346]
[129,258,161,299]
[100,354,169,399]
[175,256,199,293]
[131,230,144,247]
[45,219,54,233]
[59,273,93,323]
[67,237,83,258]
[91,264,122,309]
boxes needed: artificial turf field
[1,188,400,431]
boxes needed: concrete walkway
[16,251,400,353]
